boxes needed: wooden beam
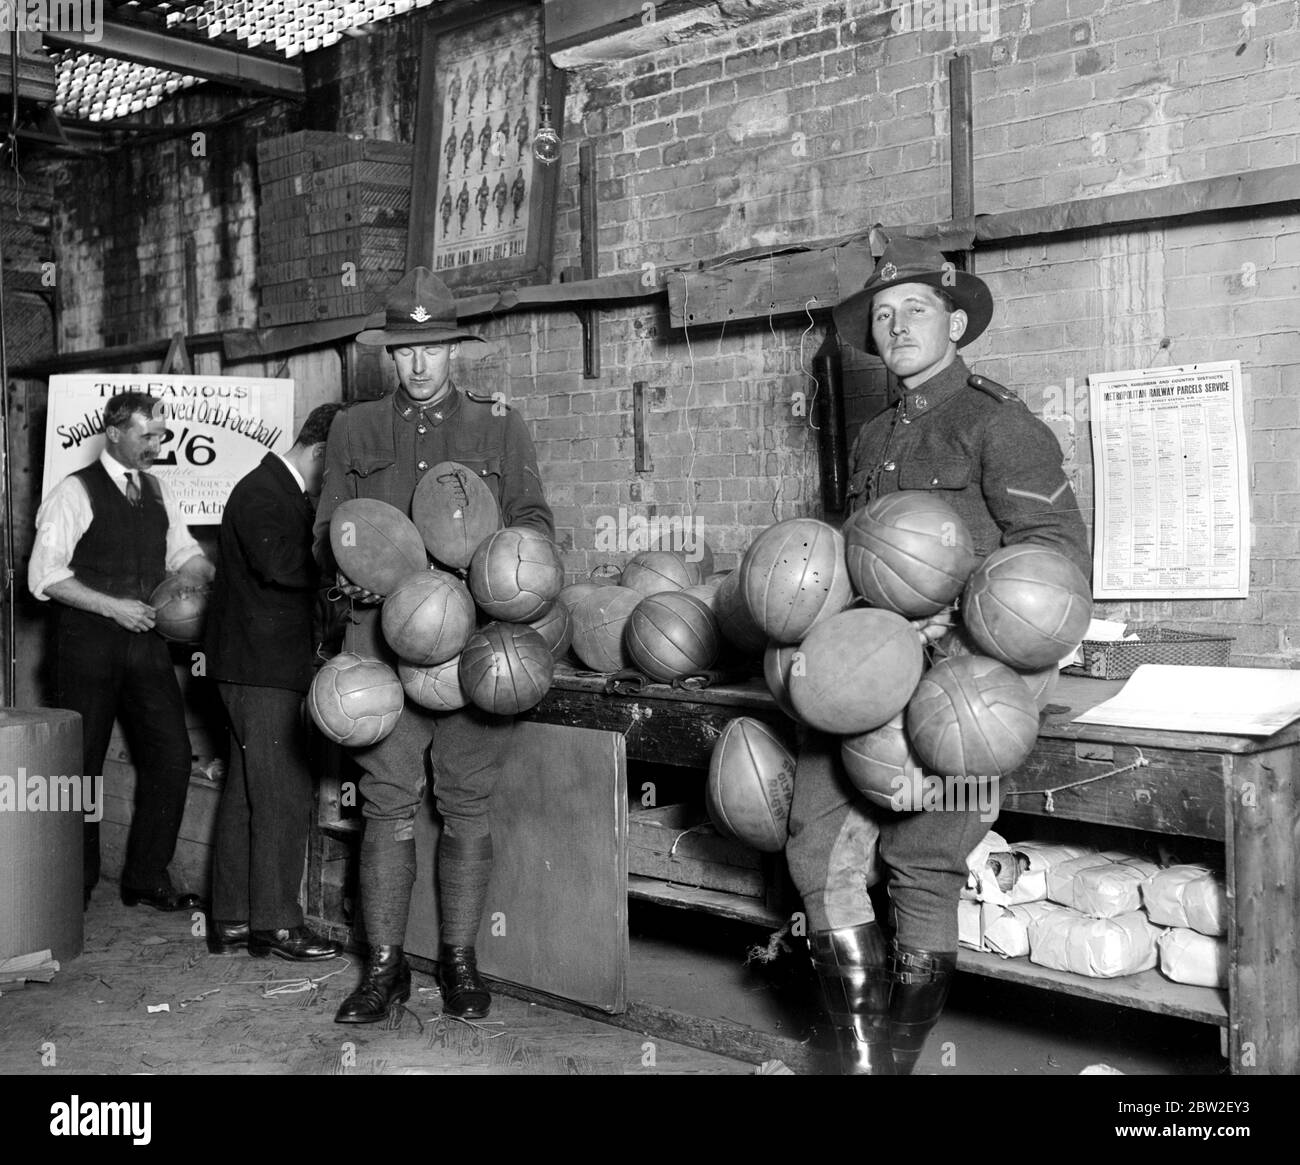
[576,140,601,378]
[43,21,304,99]
[969,164,1300,244]
[20,164,1296,374]
[15,330,228,375]
[544,0,709,54]
[665,243,873,329]
[949,54,974,222]
[632,381,652,472]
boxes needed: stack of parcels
[1142,864,1228,988]
[256,131,413,327]
[957,835,1227,986]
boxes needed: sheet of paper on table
[1071,665,1300,736]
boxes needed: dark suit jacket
[205,453,319,692]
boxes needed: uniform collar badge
[410,304,431,323]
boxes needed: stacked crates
[256,131,413,327]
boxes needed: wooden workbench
[306,666,1298,1073]
[513,667,1299,1075]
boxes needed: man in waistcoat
[30,391,213,913]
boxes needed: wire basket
[1062,624,1234,680]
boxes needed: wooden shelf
[956,947,1227,1026]
[628,875,785,927]
[631,873,1226,1028]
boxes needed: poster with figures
[411,5,561,291]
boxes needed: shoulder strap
[967,373,1018,403]
[464,389,511,410]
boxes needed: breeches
[351,703,515,842]
[785,731,1000,952]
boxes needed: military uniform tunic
[313,385,554,840]
[786,357,1091,952]
[846,356,1090,578]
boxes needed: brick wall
[0,167,55,366]
[49,93,295,349]
[42,0,1300,665]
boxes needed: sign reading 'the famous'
[42,374,295,524]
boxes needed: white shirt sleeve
[154,475,204,573]
[28,477,93,601]
[28,471,204,601]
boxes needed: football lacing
[438,468,472,509]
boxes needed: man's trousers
[55,610,192,892]
[212,682,314,929]
[785,731,1000,952]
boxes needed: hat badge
[880,261,898,281]
[410,304,431,323]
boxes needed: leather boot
[809,922,894,1075]
[334,945,411,1024]
[437,944,491,1019]
[888,942,958,1075]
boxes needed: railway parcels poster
[1088,361,1249,599]
[429,7,542,280]
[41,374,295,524]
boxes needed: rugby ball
[413,460,502,570]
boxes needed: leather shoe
[335,945,411,1024]
[121,884,205,912]
[207,919,250,955]
[437,944,491,1019]
[248,925,342,961]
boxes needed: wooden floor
[2,887,1230,1077]
[0,891,751,1076]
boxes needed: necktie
[124,471,141,507]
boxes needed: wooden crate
[101,762,224,898]
[628,804,765,899]
[255,129,341,164]
[257,132,411,172]
[256,132,412,326]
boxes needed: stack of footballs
[703,493,1093,855]
[561,545,728,681]
[307,461,566,747]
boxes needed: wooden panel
[666,244,869,329]
[1226,751,1300,1073]
[100,762,224,898]
[1000,740,1228,841]
[957,949,1227,1026]
[405,722,629,1013]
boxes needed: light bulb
[532,100,560,166]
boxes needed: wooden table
[517,668,1300,1075]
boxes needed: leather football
[412,461,502,570]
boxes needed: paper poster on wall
[1088,361,1249,599]
[41,374,295,524]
